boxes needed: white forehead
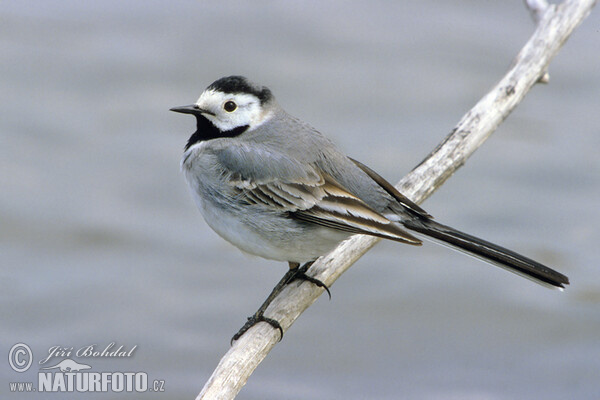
[196,89,260,107]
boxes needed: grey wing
[214,142,421,245]
[216,141,322,186]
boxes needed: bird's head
[171,76,275,135]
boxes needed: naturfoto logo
[8,342,165,394]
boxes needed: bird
[171,75,569,342]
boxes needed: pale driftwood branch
[197,1,595,398]
[525,0,552,82]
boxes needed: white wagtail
[171,76,569,341]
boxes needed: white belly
[182,144,349,263]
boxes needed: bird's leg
[231,261,331,344]
[231,267,296,344]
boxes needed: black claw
[294,272,332,300]
[261,316,284,340]
[231,314,284,345]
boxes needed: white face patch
[195,89,272,132]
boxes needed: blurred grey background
[2,1,599,399]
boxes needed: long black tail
[402,218,569,289]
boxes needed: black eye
[223,101,237,112]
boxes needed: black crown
[207,76,273,105]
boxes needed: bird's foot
[230,261,331,344]
[231,313,283,345]
[292,263,331,299]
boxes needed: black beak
[169,104,214,116]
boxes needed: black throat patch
[185,115,249,151]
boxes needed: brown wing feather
[230,170,422,245]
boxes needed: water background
[2,1,599,399]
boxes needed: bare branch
[197,1,595,399]
[525,0,552,82]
